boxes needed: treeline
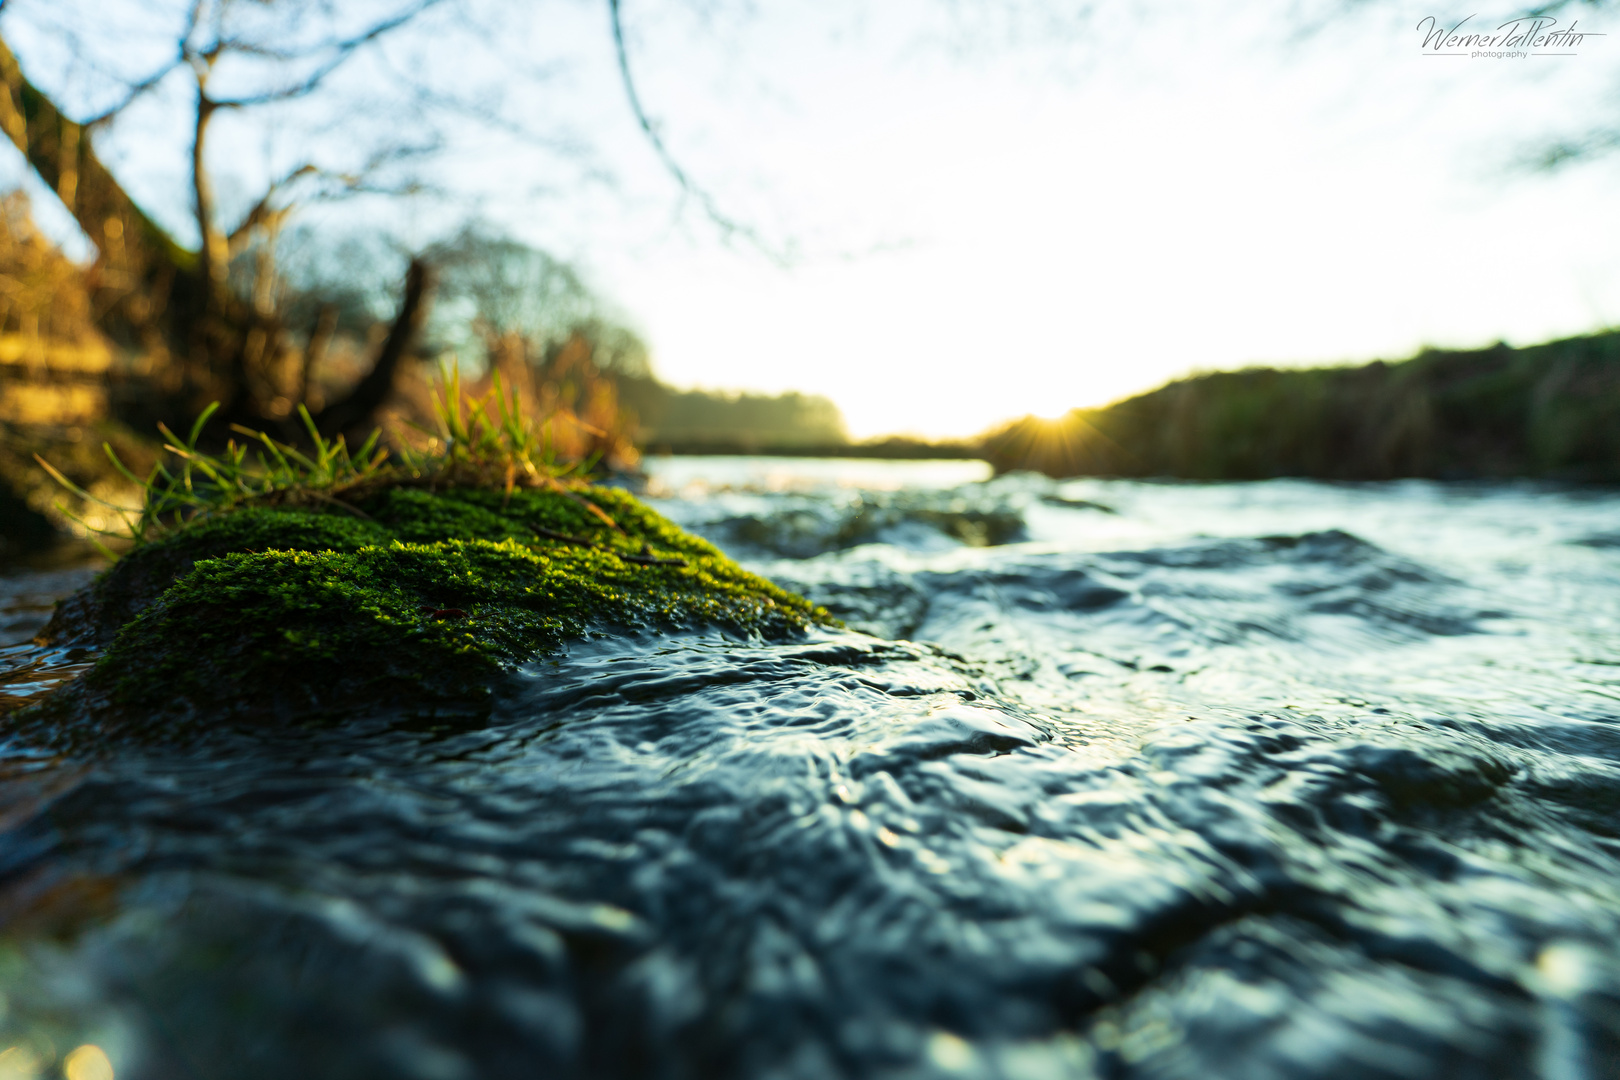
[618,379,847,452]
[982,330,1620,481]
[636,434,983,459]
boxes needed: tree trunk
[190,81,230,313]
[314,259,432,444]
[0,33,202,368]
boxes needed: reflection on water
[2,463,1620,1077]
[0,562,99,645]
[644,454,993,496]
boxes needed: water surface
[1,460,1618,1079]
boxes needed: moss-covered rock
[34,483,830,727]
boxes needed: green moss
[46,508,392,644]
[54,484,829,725]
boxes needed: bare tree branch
[82,55,187,126]
[210,0,443,108]
[367,48,595,160]
[226,161,316,254]
[1530,129,1620,170]
[81,0,205,125]
[79,0,443,125]
[608,0,792,264]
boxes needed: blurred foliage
[620,379,848,451]
[0,191,96,341]
[257,228,408,342]
[0,191,153,553]
[420,229,620,370]
[983,331,1620,481]
[0,419,157,555]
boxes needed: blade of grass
[186,401,220,449]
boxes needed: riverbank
[982,329,1620,480]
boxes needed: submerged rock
[704,490,1028,559]
[31,484,829,727]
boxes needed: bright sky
[580,1,1620,437]
[6,0,1620,438]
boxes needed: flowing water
[2,459,1620,1079]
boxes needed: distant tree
[423,228,603,368]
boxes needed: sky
[5,0,1620,438]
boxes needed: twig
[304,490,372,519]
[542,475,623,532]
[623,554,688,567]
[532,524,592,546]
[623,542,686,567]
[607,0,789,263]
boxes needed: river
[1,458,1618,1079]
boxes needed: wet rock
[27,485,831,729]
[708,489,1027,559]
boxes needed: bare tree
[0,0,447,441]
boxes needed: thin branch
[81,0,205,125]
[532,524,592,545]
[608,0,791,264]
[226,162,317,253]
[210,0,443,109]
[1527,129,1620,171]
[370,53,594,158]
[82,56,187,126]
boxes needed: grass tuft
[36,365,612,549]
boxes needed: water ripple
[1,474,1619,1078]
